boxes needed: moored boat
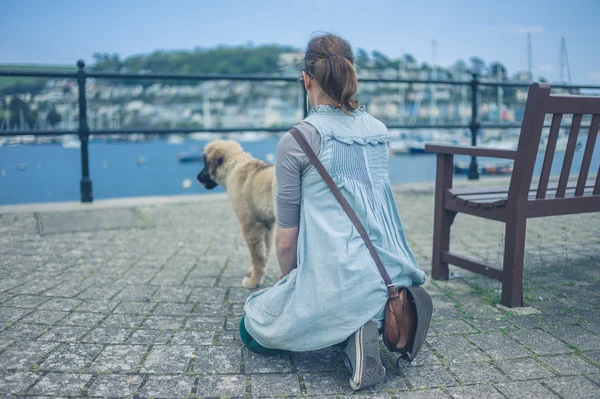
[454,161,513,175]
[178,152,203,163]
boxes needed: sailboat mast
[560,37,565,83]
[431,40,437,125]
[527,33,533,81]
[497,67,503,121]
[398,49,405,125]
[564,38,572,84]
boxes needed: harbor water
[0,137,598,205]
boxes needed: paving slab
[36,208,149,235]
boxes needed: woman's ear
[303,71,312,90]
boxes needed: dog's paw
[242,276,260,289]
[246,267,254,277]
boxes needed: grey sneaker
[344,320,386,390]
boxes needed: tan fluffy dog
[197,140,276,288]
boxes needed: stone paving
[0,180,599,398]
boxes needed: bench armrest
[424,143,517,159]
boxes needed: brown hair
[304,33,359,115]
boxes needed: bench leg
[432,209,456,280]
[501,216,527,307]
[432,153,455,281]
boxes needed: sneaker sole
[349,320,386,390]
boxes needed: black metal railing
[2,60,600,203]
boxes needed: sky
[2,0,600,84]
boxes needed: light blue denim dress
[243,105,426,352]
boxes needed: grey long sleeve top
[275,121,321,228]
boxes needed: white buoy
[182,179,192,189]
[137,156,145,166]
[17,163,26,171]
[266,153,275,163]
[102,161,109,168]
[0,169,5,176]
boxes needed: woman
[240,33,427,390]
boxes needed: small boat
[167,134,185,145]
[178,152,203,163]
[408,144,427,154]
[483,138,518,150]
[61,136,81,149]
[407,137,431,154]
[389,141,409,155]
[454,161,513,176]
[238,132,272,142]
[481,164,513,175]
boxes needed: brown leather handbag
[290,128,433,362]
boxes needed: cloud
[588,71,600,82]
[504,25,544,34]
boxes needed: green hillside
[91,45,297,75]
[0,64,76,92]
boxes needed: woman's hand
[276,225,299,277]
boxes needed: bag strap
[290,127,399,299]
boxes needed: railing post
[77,60,93,202]
[468,72,480,180]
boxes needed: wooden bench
[425,83,600,307]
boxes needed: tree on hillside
[404,54,417,67]
[356,48,370,69]
[449,59,469,80]
[46,107,61,127]
[96,45,294,77]
[453,59,468,72]
[488,62,508,80]
[92,53,122,72]
[487,62,513,104]
[9,97,37,129]
[371,50,391,69]
[469,57,486,75]
[1,80,46,96]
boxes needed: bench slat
[425,144,517,159]
[457,193,508,202]
[450,179,595,198]
[537,113,563,198]
[448,181,596,210]
[545,95,600,115]
[528,195,600,218]
[557,114,582,197]
[450,185,511,196]
[461,187,596,204]
[453,190,594,209]
[576,115,600,196]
